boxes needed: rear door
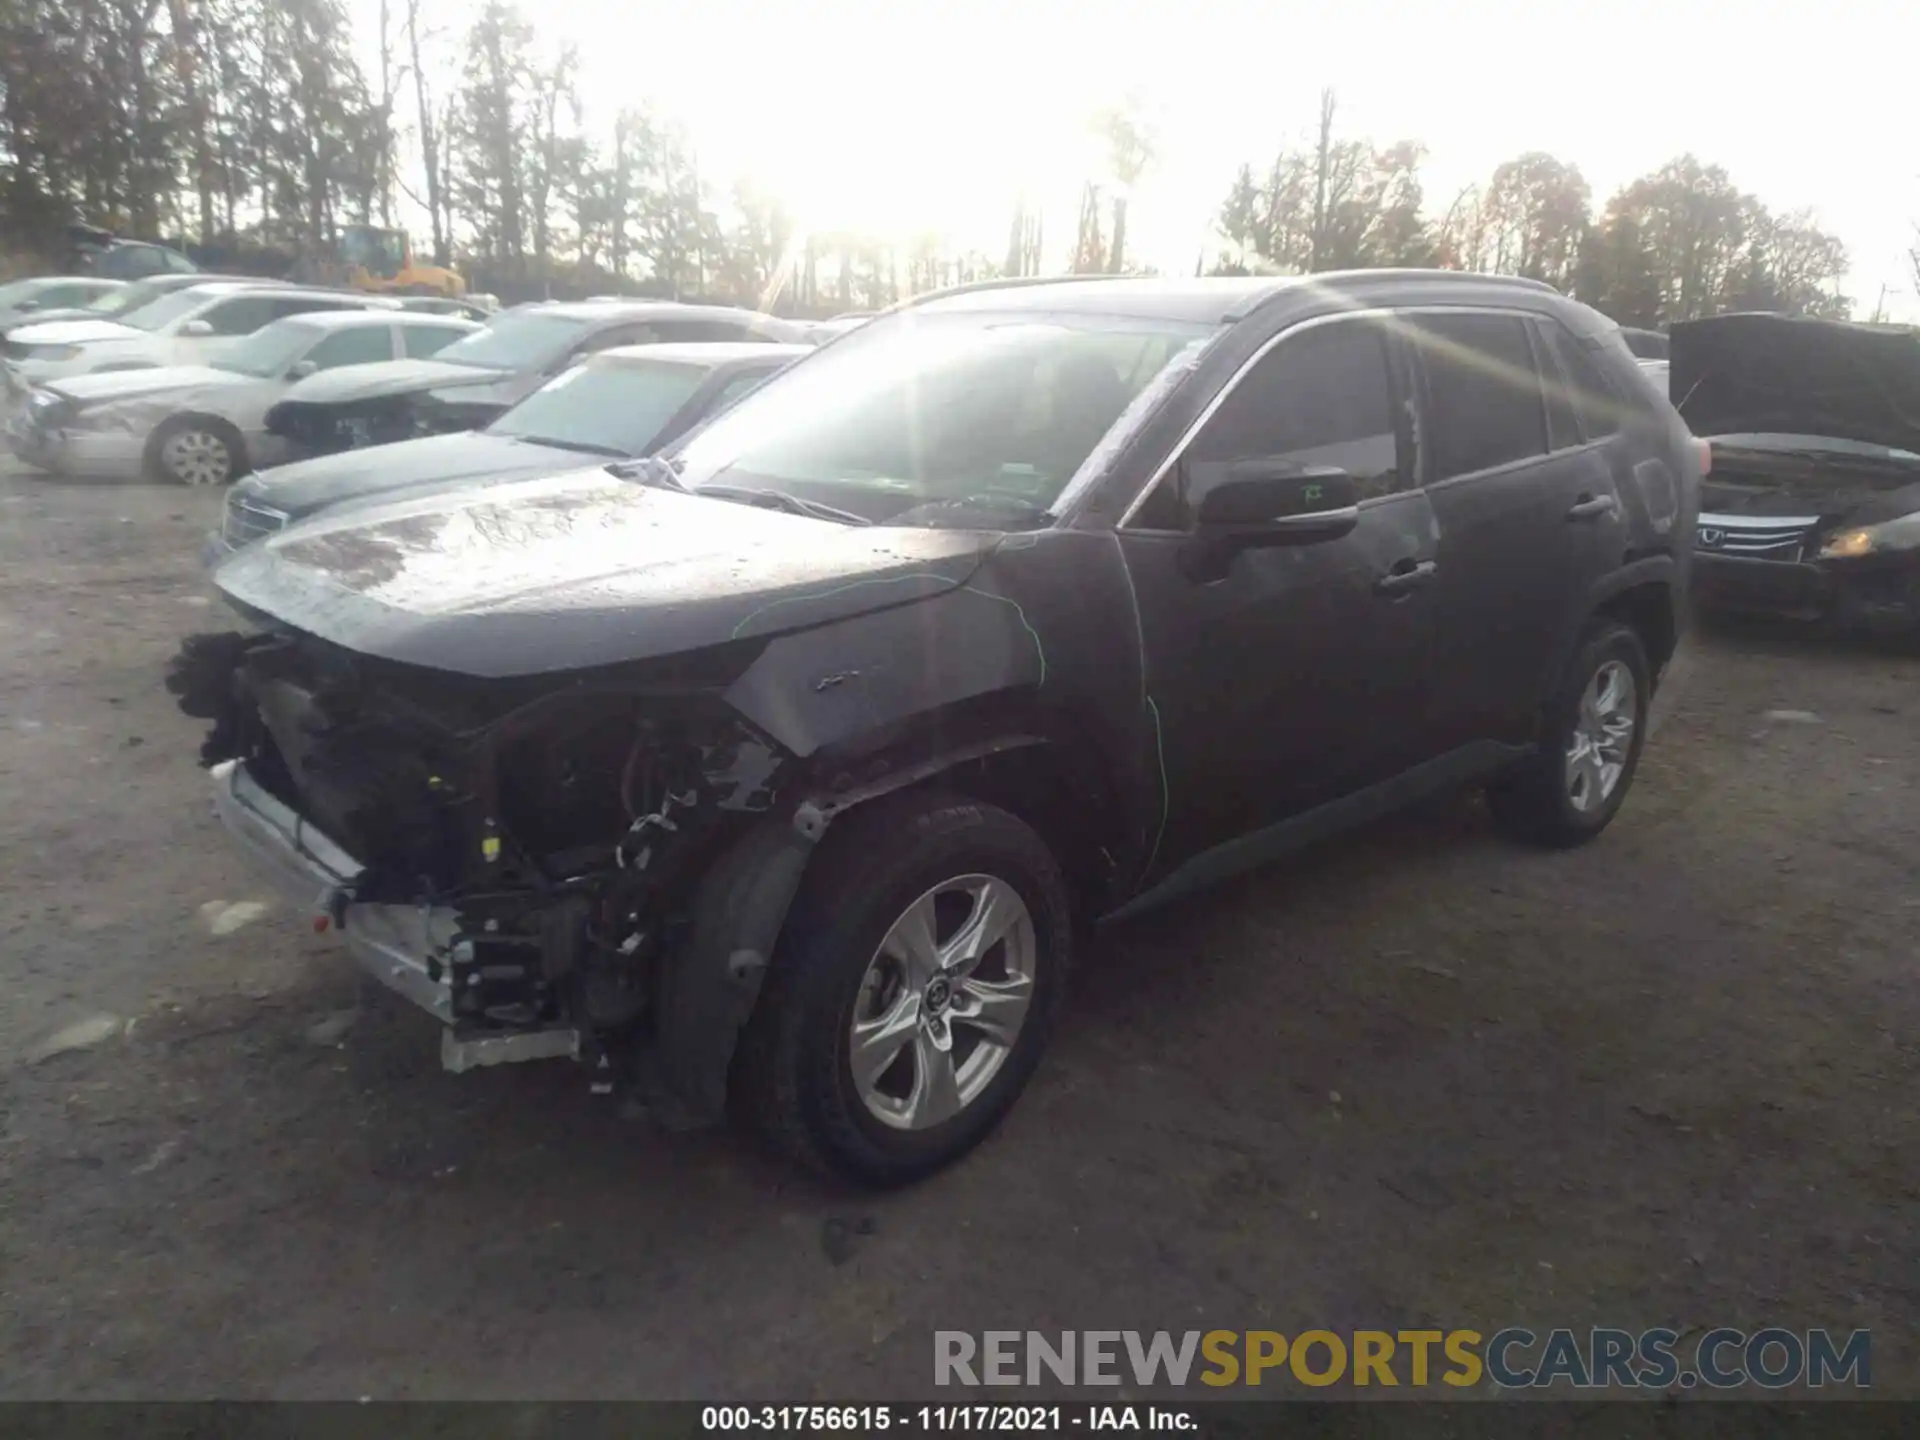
[1116,314,1440,877]
[1406,309,1624,751]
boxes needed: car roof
[528,300,783,327]
[280,308,475,331]
[183,282,397,308]
[904,271,1571,326]
[134,272,254,291]
[21,274,123,287]
[593,341,809,367]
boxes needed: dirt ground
[0,459,1914,1402]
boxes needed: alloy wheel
[1565,659,1636,812]
[160,428,232,486]
[848,873,1038,1131]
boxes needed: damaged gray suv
[168,273,1699,1185]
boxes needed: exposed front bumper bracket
[207,759,577,1069]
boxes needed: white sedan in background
[1,281,395,394]
[9,309,478,485]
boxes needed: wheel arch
[650,722,1123,1130]
[1590,561,1679,681]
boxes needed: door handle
[1567,493,1619,521]
[1373,558,1437,596]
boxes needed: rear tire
[145,415,246,487]
[1488,620,1650,848]
[736,791,1072,1187]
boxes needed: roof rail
[887,272,1141,314]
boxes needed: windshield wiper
[606,453,689,490]
[696,484,872,526]
[513,434,630,457]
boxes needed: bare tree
[405,0,449,262]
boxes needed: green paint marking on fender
[1143,693,1170,880]
[727,574,1047,686]
[728,572,953,642]
[969,587,1047,687]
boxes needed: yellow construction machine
[324,225,466,297]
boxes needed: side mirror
[1182,462,1360,579]
[180,318,214,337]
[287,359,318,380]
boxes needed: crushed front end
[167,626,803,1100]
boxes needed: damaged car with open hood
[1676,312,1920,632]
[170,273,1697,1184]
[260,300,808,457]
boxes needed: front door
[1116,314,1440,883]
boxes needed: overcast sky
[371,0,1920,317]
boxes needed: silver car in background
[9,309,478,485]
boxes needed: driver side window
[1138,319,1402,529]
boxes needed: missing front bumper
[206,759,580,1065]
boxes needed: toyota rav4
[168,273,1699,1185]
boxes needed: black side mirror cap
[1181,462,1361,581]
[1195,461,1359,526]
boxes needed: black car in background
[261,300,809,456]
[1676,312,1920,633]
[173,272,1696,1185]
[209,342,807,557]
[80,239,201,280]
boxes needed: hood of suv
[233,430,592,524]
[276,357,506,407]
[211,468,995,678]
[1671,313,1920,454]
[7,317,145,347]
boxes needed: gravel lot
[0,461,1915,1401]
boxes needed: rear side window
[269,296,363,322]
[403,322,472,358]
[1543,325,1624,440]
[656,319,754,343]
[1408,312,1549,480]
[1175,317,1403,514]
[579,323,661,355]
[306,326,395,370]
[200,295,356,336]
[198,296,280,335]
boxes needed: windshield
[431,310,589,370]
[211,318,319,377]
[669,312,1211,523]
[120,288,217,332]
[343,227,407,277]
[488,357,711,455]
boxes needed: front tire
[146,416,245,487]
[737,792,1072,1187]
[1489,619,1651,848]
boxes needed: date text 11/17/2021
[700,1404,1197,1432]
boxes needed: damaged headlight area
[63,404,143,433]
[166,627,797,1086]
[1820,511,1920,559]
